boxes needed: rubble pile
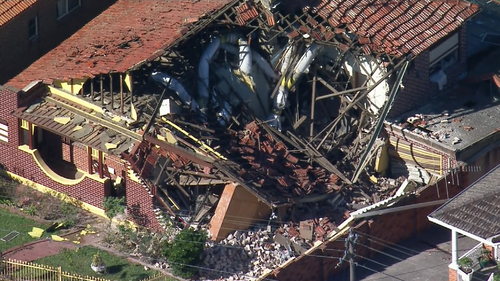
[226,121,342,201]
[201,229,287,280]
[400,113,460,144]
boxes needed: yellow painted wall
[389,138,443,175]
[375,144,389,175]
[53,78,88,95]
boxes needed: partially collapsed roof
[302,0,479,57]
[0,0,36,26]
[429,164,500,240]
[7,0,232,89]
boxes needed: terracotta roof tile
[310,0,479,58]
[7,0,231,89]
[0,0,36,26]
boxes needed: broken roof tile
[7,0,231,89]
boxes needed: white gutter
[428,216,491,245]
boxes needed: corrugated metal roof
[0,0,37,26]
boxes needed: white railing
[459,242,483,268]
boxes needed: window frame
[56,0,81,20]
[28,16,38,41]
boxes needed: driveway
[332,225,479,281]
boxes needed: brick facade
[449,267,457,281]
[0,85,160,230]
[389,26,468,118]
[0,0,114,84]
[267,175,465,281]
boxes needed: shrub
[103,197,126,219]
[167,227,207,278]
[0,176,16,201]
[92,251,105,267]
[459,257,473,273]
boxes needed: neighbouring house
[0,0,115,83]
[466,0,500,58]
[0,0,481,280]
[428,164,500,281]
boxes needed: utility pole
[348,230,356,281]
[336,229,359,281]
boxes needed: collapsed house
[0,0,479,279]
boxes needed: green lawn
[35,246,158,281]
[0,208,48,252]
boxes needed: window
[429,49,458,76]
[0,119,8,143]
[28,16,38,40]
[429,33,459,76]
[56,0,81,19]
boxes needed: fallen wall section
[210,183,272,241]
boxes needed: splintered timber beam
[110,74,114,110]
[143,88,167,138]
[165,169,191,199]
[316,85,368,101]
[100,75,104,106]
[120,73,124,114]
[310,69,317,137]
[351,61,410,183]
[260,121,351,184]
[145,135,214,168]
[313,57,408,150]
[212,161,273,208]
[285,130,352,184]
[90,78,94,100]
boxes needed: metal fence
[139,273,176,281]
[0,258,173,281]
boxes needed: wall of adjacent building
[389,26,468,119]
[0,0,115,84]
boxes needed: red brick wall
[270,175,465,281]
[73,143,89,172]
[126,178,162,231]
[449,267,457,281]
[0,0,115,84]
[389,26,468,118]
[0,85,160,230]
[62,142,71,162]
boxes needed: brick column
[448,265,457,281]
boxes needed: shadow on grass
[106,263,126,274]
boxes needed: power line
[352,230,422,255]
[344,259,405,281]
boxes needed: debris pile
[225,121,341,201]
[201,229,287,280]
